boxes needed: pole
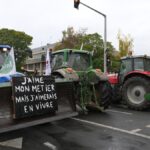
[104,16,107,73]
[79,2,107,73]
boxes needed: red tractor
[108,55,150,110]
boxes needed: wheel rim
[127,83,146,104]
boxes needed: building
[24,43,56,75]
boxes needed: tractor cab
[51,49,92,71]
[67,50,92,71]
[119,56,150,83]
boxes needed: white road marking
[72,118,150,140]
[44,142,57,150]
[106,109,132,115]
[0,137,23,149]
[146,125,150,128]
[130,129,142,133]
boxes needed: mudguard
[52,68,79,81]
[87,69,108,84]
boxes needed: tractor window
[134,58,144,71]
[145,59,150,71]
[51,53,64,70]
[68,53,90,71]
[120,59,132,74]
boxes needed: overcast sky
[0,0,150,55]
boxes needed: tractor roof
[0,45,11,49]
[121,55,150,60]
[52,49,91,55]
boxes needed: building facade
[24,43,56,75]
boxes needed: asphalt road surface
[0,105,150,150]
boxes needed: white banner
[9,47,16,74]
[45,48,51,75]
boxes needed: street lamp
[74,0,107,73]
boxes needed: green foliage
[54,27,115,71]
[0,28,33,71]
[110,55,120,72]
[54,27,85,50]
[105,42,121,72]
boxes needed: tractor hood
[107,73,118,84]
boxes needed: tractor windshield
[68,52,90,71]
[51,52,64,70]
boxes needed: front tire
[122,77,150,110]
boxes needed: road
[0,106,150,150]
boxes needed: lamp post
[74,0,107,73]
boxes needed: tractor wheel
[112,84,122,104]
[95,81,112,109]
[122,77,150,110]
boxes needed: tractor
[51,49,112,112]
[108,55,150,110]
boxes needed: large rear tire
[122,77,150,110]
[95,81,112,109]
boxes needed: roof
[32,43,57,53]
[52,49,91,55]
[121,55,150,60]
[0,45,11,49]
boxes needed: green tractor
[51,49,112,112]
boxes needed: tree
[54,27,86,50]
[54,27,115,71]
[118,31,134,57]
[0,28,33,71]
